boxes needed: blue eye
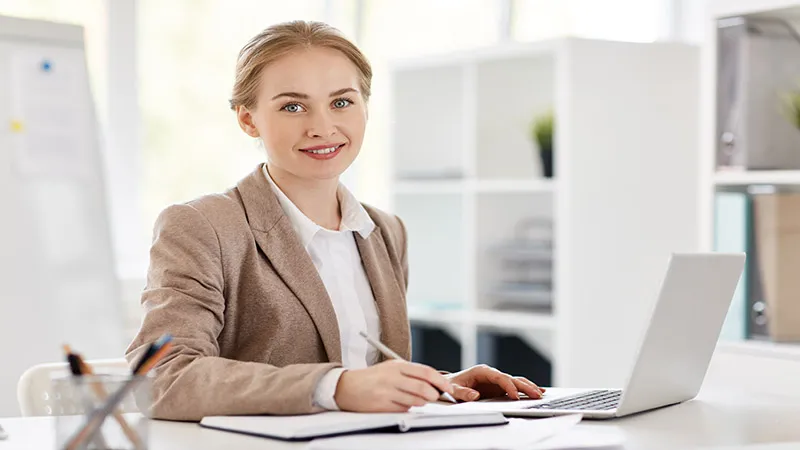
[332,98,352,109]
[282,103,305,113]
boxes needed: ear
[236,105,260,138]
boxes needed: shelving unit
[387,37,701,387]
[701,0,800,358]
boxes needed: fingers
[398,362,454,396]
[512,377,543,399]
[388,401,413,412]
[452,384,481,402]
[516,376,545,392]
[391,389,433,408]
[395,376,440,405]
[489,371,521,400]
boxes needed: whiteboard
[0,15,124,416]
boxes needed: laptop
[482,252,746,420]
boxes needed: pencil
[358,330,457,403]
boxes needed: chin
[301,159,356,181]
[307,168,348,181]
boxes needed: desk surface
[3,348,800,450]
[1,387,799,450]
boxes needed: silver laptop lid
[615,252,746,417]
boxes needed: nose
[306,109,337,139]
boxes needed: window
[137,0,345,244]
[513,0,668,43]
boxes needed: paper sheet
[533,426,625,449]
[9,46,91,177]
[307,414,583,450]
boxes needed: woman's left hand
[445,364,545,402]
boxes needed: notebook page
[307,414,583,450]
[200,412,405,439]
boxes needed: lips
[300,143,346,155]
[299,143,346,160]
[301,142,346,151]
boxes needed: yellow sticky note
[9,120,24,133]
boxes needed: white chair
[17,358,136,417]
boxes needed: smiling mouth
[300,143,346,155]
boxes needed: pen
[65,347,110,450]
[65,334,172,450]
[63,345,145,450]
[358,330,457,404]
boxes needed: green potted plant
[530,110,554,178]
[786,88,800,131]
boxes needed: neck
[266,163,341,230]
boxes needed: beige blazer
[125,166,411,421]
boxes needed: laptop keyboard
[525,389,622,411]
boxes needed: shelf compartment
[394,192,467,311]
[475,54,555,180]
[411,324,462,373]
[391,65,467,180]
[476,330,552,386]
[476,191,554,311]
[407,304,466,328]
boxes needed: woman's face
[237,46,367,182]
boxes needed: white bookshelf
[388,37,701,388]
[700,0,800,359]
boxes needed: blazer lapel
[236,166,342,363]
[356,227,411,361]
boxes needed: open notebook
[199,409,508,441]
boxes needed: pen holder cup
[51,374,151,450]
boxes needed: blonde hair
[230,20,372,111]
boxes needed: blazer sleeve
[125,203,340,421]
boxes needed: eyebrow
[271,87,358,101]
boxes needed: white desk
[2,348,800,450]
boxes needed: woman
[126,20,544,422]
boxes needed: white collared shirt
[263,165,380,410]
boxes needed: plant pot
[539,146,554,178]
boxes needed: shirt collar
[262,164,375,249]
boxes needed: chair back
[17,358,134,416]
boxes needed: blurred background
[3,0,800,418]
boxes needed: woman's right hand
[334,360,454,412]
